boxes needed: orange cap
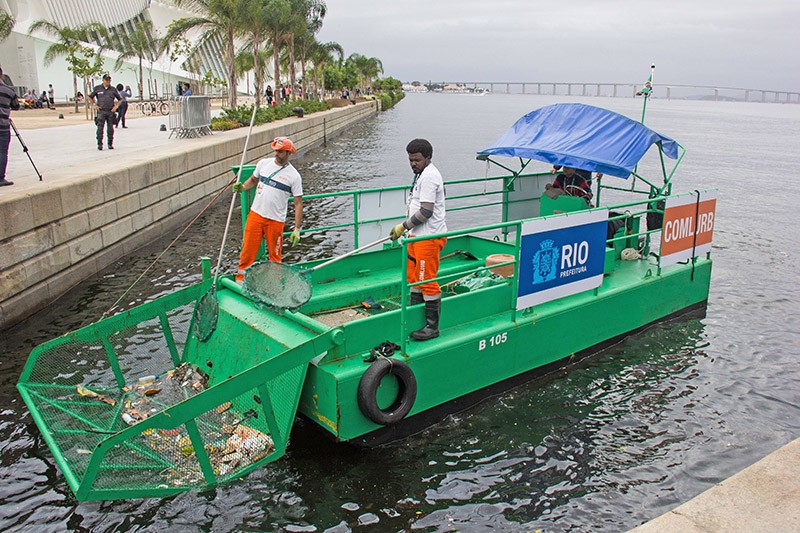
[271,137,296,154]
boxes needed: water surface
[2,93,799,532]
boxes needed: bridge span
[429,81,799,103]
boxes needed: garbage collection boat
[17,103,716,500]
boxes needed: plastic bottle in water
[138,375,156,387]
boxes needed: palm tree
[348,53,383,93]
[263,0,294,104]
[234,48,254,97]
[109,19,162,100]
[28,20,108,113]
[240,0,272,106]
[286,0,325,100]
[309,40,342,100]
[169,0,247,108]
[0,8,14,41]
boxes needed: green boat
[17,103,716,500]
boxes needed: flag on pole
[636,74,653,97]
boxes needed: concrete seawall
[0,101,379,329]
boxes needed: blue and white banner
[516,209,609,309]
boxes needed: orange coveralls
[407,236,447,298]
[236,211,285,281]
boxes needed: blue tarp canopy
[477,103,679,179]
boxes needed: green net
[243,261,313,310]
[449,270,507,294]
[18,284,314,500]
[192,290,218,342]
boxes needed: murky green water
[2,94,799,531]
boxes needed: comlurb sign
[659,191,717,267]
[517,209,608,309]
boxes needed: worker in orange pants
[390,138,448,341]
[233,137,303,282]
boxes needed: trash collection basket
[17,278,332,501]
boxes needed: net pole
[213,104,259,289]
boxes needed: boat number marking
[479,332,508,351]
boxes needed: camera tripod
[9,119,43,181]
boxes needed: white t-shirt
[408,163,447,236]
[250,158,303,221]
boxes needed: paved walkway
[4,109,235,194]
[630,437,800,531]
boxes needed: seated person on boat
[545,167,593,203]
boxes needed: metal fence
[169,96,212,138]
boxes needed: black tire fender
[357,358,417,425]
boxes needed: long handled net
[242,236,391,310]
[243,262,312,311]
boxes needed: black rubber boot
[411,299,440,341]
[97,143,102,151]
[410,292,424,306]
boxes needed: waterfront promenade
[6,107,211,191]
[631,437,800,531]
[0,100,378,328]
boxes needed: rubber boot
[411,299,440,341]
[410,292,424,306]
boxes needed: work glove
[389,223,406,241]
[289,229,301,247]
[232,182,245,194]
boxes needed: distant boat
[439,85,489,95]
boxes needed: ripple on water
[3,96,800,531]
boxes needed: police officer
[89,74,121,150]
[0,66,21,187]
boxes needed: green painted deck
[294,234,711,441]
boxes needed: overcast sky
[317,0,800,92]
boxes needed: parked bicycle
[138,99,170,116]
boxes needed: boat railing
[394,190,711,352]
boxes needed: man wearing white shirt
[233,137,303,281]
[390,138,448,340]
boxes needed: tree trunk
[253,40,262,107]
[273,42,281,105]
[288,38,296,101]
[83,76,90,120]
[138,56,144,100]
[73,73,78,113]
[226,29,237,108]
[299,46,306,100]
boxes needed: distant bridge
[431,81,799,104]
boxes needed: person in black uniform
[0,66,21,187]
[89,74,121,150]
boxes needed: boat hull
[298,251,712,443]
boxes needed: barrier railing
[169,96,212,138]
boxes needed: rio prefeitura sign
[659,191,717,267]
[516,210,609,309]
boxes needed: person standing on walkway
[89,74,121,150]
[232,136,303,281]
[389,138,448,341]
[47,84,55,109]
[265,85,273,106]
[115,84,131,128]
[0,67,21,187]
